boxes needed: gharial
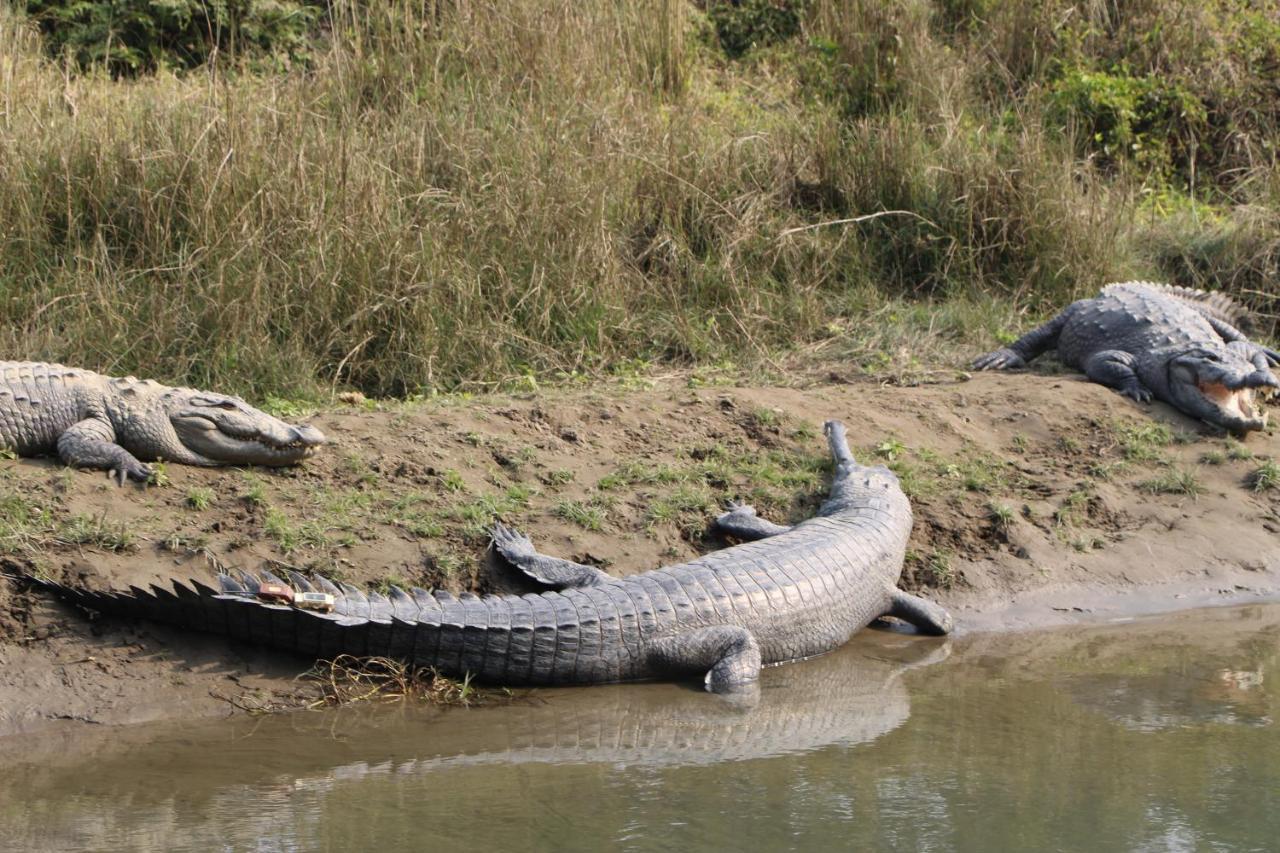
[0,361,326,484]
[974,282,1279,434]
[29,420,952,693]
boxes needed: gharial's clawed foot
[716,502,758,524]
[489,521,535,559]
[972,348,1026,371]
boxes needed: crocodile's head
[1164,345,1278,434]
[165,391,326,466]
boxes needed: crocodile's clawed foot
[1119,385,1153,404]
[972,348,1025,371]
[110,460,153,487]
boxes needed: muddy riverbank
[1,371,1277,735]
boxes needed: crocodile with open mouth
[973,282,1279,434]
[0,361,325,483]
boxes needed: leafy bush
[705,0,806,58]
[1047,68,1206,181]
[25,0,323,74]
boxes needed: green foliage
[1047,69,1206,181]
[25,0,322,75]
[706,0,806,58]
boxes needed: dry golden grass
[1,1,1276,399]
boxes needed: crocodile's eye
[215,401,239,410]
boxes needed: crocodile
[973,282,1280,434]
[30,420,952,693]
[0,361,325,483]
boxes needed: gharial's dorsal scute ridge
[29,420,952,693]
[0,361,326,484]
[974,282,1280,434]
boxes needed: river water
[2,605,1277,852]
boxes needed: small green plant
[1117,422,1174,462]
[554,499,608,532]
[1054,488,1092,527]
[146,462,170,488]
[185,487,216,511]
[1138,468,1202,498]
[1248,460,1280,492]
[58,513,135,551]
[440,469,466,492]
[544,469,575,487]
[987,502,1015,532]
[1226,441,1255,461]
[0,447,16,460]
[1199,450,1227,465]
[241,475,267,508]
[875,438,907,462]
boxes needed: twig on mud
[778,209,944,239]
[300,655,478,709]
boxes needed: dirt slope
[1,371,1277,736]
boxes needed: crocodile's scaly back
[1101,281,1249,328]
[28,420,951,692]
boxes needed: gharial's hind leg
[648,625,762,693]
[713,502,791,542]
[490,523,613,590]
[884,590,953,636]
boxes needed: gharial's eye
[216,401,239,410]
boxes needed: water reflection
[3,606,1278,853]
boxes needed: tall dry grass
[0,1,1275,398]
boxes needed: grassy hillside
[1,1,1278,399]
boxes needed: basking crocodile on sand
[31,420,951,693]
[974,282,1280,433]
[0,361,325,483]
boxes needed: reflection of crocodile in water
[30,420,951,692]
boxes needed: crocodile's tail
[21,570,461,666]
[1102,280,1251,327]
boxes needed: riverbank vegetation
[2,1,1278,399]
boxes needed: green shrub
[25,0,322,74]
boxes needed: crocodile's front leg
[649,625,762,693]
[973,310,1072,370]
[713,502,791,541]
[57,418,153,486]
[1083,350,1153,402]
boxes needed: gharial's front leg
[883,589,953,636]
[713,502,791,541]
[57,418,153,486]
[648,625,762,693]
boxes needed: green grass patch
[1138,468,1202,498]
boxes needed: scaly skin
[30,420,951,693]
[0,362,325,484]
[974,282,1280,434]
